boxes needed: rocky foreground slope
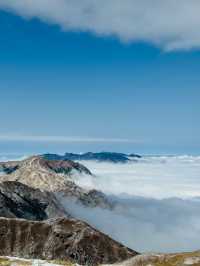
[0,217,136,265]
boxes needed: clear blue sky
[0,9,199,155]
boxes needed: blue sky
[0,8,199,155]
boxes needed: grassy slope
[103,251,200,266]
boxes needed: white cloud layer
[60,196,200,253]
[1,0,200,50]
[74,156,200,199]
[59,156,200,252]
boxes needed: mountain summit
[0,156,91,191]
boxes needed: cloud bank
[59,156,200,252]
[0,0,200,50]
[60,196,200,253]
[74,156,200,199]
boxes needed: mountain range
[43,152,141,163]
[0,154,199,266]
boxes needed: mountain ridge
[0,216,137,265]
[0,155,199,266]
[0,156,92,192]
[43,152,141,163]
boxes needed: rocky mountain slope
[0,156,111,209]
[0,155,136,265]
[0,217,136,265]
[43,152,141,163]
[0,156,91,192]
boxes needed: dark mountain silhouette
[43,152,141,163]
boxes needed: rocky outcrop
[0,181,68,220]
[0,217,137,266]
[39,157,92,175]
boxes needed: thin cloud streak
[0,134,140,143]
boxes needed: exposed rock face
[43,152,141,163]
[40,158,92,175]
[0,217,137,266]
[0,156,92,192]
[0,181,68,220]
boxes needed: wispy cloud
[0,0,200,50]
[0,134,139,143]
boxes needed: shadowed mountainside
[0,181,68,220]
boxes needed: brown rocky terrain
[0,217,137,266]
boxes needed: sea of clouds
[74,156,200,199]
[62,156,200,253]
